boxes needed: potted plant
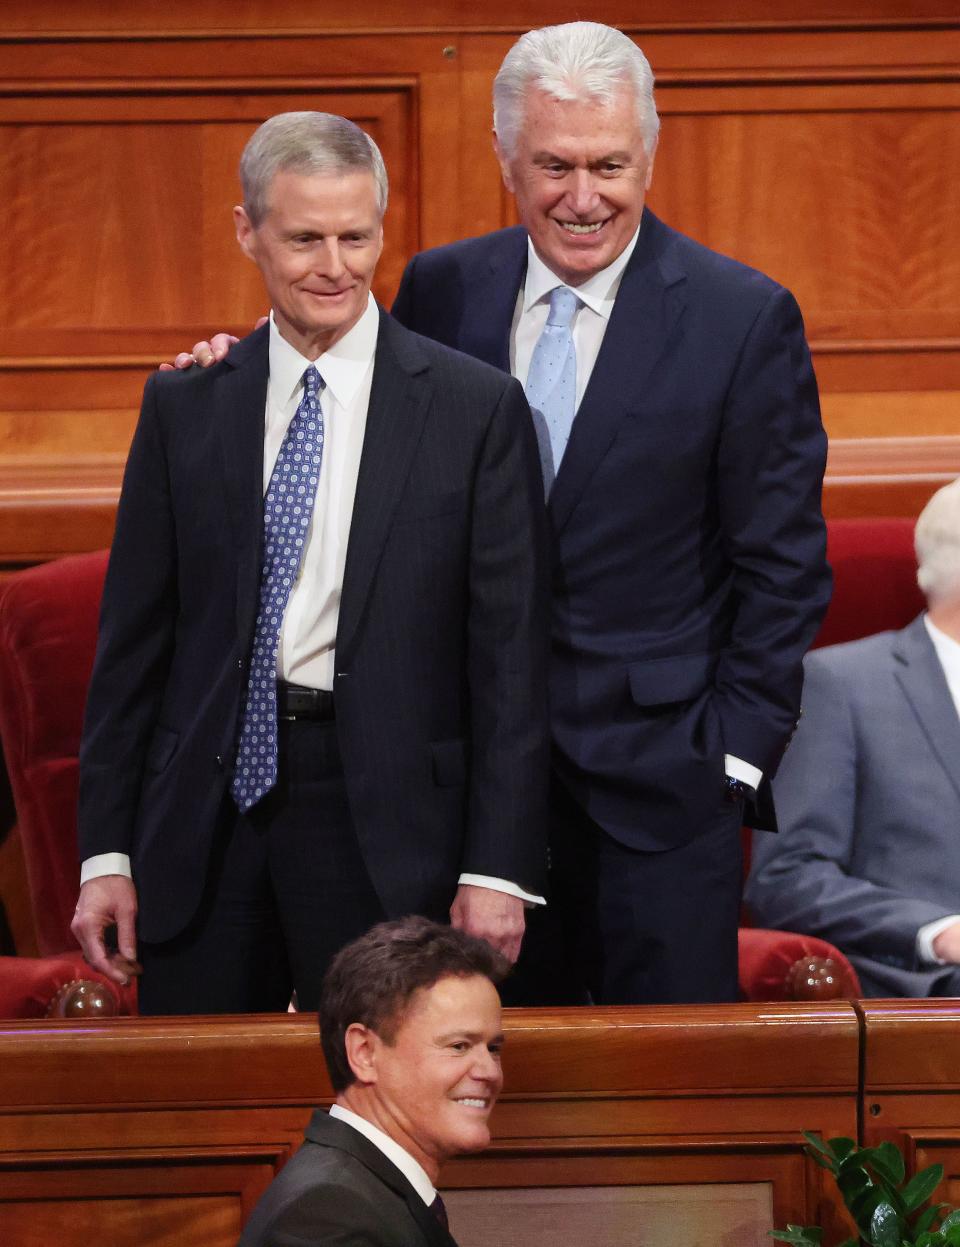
[771,1133,960,1246]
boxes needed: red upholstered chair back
[814,517,924,649]
[0,551,108,955]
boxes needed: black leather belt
[277,681,335,721]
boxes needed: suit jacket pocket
[628,653,717,707]
[145,724,179,774]
[430,738,467,787]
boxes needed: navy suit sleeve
[463,374,551,891]
[78,373,178,859]
[713,284,831,776]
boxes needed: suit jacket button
[215,754,224,768]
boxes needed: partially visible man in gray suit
[746,477,960,998]
[239,916,508,1247]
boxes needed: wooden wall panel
[0,6,958,566]
[860,1000,960,1220]
[0,1004,860,1247]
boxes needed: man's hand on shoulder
[157,316,268,371]
[70,876,140,985]
[450,884,525,964]
[932,920,960,965]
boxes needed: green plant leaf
[803,1133,841,1173]
[942,1226,960,1246]
[913,1202,948,1235]
[828,1138,859,1164]
[903,1165,945,1212]
[914,1233,946,1247]
[849,1184,885,1236]
[768,1225,822,1245]
[870,1201,904,1247]
[940,1210,960,1230]
[871,1143,907,1187]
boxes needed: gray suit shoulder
[804,628,902,680]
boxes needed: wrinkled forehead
[517,86,648,157]
[261,165,383,220]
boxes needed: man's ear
[643,138,658,191]
[343,1022,379,1087]
[492,133,516,194]
[234,205,257,260]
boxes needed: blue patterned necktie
[231,365,325,813]
[524,285,580,492]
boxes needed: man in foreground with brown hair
[239,916,509,1247]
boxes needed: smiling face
[344,973,504,1181]
[496,85,654,287]
[234,167,384,359]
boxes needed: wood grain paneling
[0,5,957,559]
[860,1000,960,1217]
[0,1004,860,1247]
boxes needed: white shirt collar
[924,614,960,686]
[328,1103,436,1206]
[523,223,642,319]
[268,293,380,411]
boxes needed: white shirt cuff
[917,914,960,964]
[457,873,545,907]
[80,853,132,885]
[724,754,763,792]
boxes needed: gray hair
[239,111,388,226]
[916,477,960,604]
[493,22,660,160]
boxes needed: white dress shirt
[916,614,960,963]
[328,1103,435,1206]
[82,298,543,905]
[511,231,763,793]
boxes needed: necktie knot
[546,285,579,328]
[302,365,323,404]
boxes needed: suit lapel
[305,1111,457,1247]
[218,324,269,634]
[894,615,960,803]
[458,228,527,372]
[335,311,432,663]
[549,210,687,535]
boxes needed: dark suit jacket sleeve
[462,373,550,888]
[78,373,178,859]
[745,649,953,964]
[713,284,830,776]
[244,1180,415,1246]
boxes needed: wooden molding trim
[826,436,960,481]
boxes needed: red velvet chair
[0,550,133,1016]
[0,522,925,1009]
[738,517,924,1000]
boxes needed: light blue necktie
[524,285,580,492]
[231,365,325,813]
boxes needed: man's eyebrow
[435,1029,506,1044]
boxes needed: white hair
[240,111,388,225]
[493,22,660,160]
[916,477,960,603]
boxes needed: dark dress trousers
[392,209,831,1003]
[78,312,549,1003]
[238,1110,458,1247]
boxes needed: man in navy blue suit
[391,21,829,1006]
[182,24,830,1005]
